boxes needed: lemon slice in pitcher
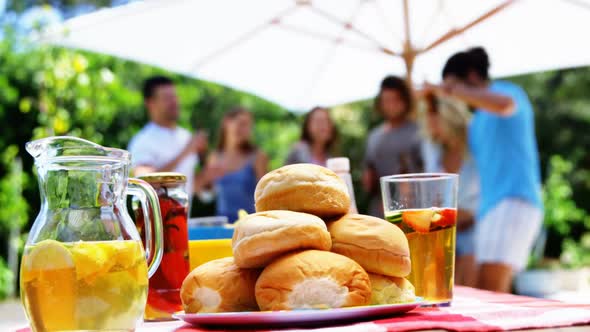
[24,239,74,271]
[70,242,114,282]
[22,240,77,329]
[110,241,143,270]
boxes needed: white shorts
[474,199,543,272]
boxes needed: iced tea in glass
[381,173,458,305]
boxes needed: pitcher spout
[26,136,129,162]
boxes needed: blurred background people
[128,75,208,196]
[285,106,338,166]
[429,47,543,293]
[420,95,479,287]
[362,75,423,218]
[196,107,268,222]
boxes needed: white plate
[174,300,423,327]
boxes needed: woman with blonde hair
[421,95,480,287]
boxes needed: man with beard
[362,75,423,218]
[128,76,207,196]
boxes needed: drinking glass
[381,173,458,305]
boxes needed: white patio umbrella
[41,0,590,110]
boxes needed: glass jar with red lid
[135,172,190,321]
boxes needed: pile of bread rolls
[180,164,415,313]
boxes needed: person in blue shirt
[195,107,269,222]
[425,47,543,293]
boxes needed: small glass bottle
[327,157,358,214]
[135,172,190,321]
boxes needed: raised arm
[131,133,206,177]
[424,82,515,116]
[193,152,222,194]
[254,150,269,180]
[448,83,514,116]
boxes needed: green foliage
[542,155,590,236]
[560,233,590,269]
[330,102,374,210]
[539,155,590,268]
[0,257,14,301]
[0,146,28,233]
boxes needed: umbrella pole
[402,0,413,87]
[403,52,414,88]
[403,51,419,120]
[401,0,418,91]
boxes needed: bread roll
[369,273,415,305]
[255,250,371,311]
[254,164,350,217]
[180,257,260,313]
[328,214,411,277]
[232,210,332,268]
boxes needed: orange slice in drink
[402,210,434,233]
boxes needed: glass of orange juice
[381,173,458,305]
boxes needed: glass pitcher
[21,136,163,332]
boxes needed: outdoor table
[16,287,590,332]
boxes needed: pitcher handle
[128,178,163,278]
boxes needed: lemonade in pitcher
[21,240,148,331]
[22,137,163,331]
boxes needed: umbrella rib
[189,5,298,71]
[308,5,399,56]
[277,23,385,54]
[419,0,517,54]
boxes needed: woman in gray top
[285,107,338,167]
[362,76,423,218]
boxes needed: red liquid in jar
[136,195,189,320]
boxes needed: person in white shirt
[128,76,207,195]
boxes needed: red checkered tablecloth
[17,287,590,332]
